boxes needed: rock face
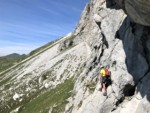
[0,0,150,113]
[71,0,150,113]
[114,0,150,26]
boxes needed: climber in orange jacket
[99,66,111,96]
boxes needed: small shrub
[68,105,73,113]
[81,76,85,82]
[86,82,96,91]
[78,101,83,108]
[42,71,52,80]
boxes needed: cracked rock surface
[114,0,150,26]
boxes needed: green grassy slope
[18,78,74,113]
[0,53,26,72]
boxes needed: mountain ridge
[0,0,150,113]
[0,53,26,73]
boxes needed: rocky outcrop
[114,0,150,26]
[69,0,150,113]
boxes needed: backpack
[105,69,111,85]
[105,69,110,76]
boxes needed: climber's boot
[103,92,107,96]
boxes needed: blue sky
[0,0,90,56]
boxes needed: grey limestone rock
[1,0,150,113]
[71,0,150,113]
[114,0,150,26]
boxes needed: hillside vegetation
[0,53,26,72]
